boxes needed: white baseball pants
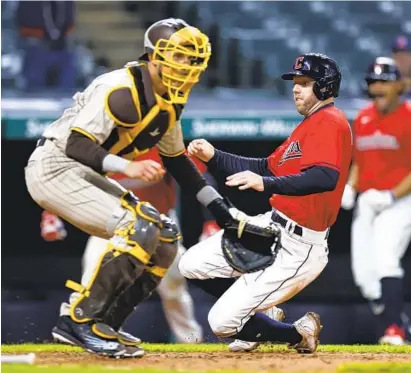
[179,210,329,337]
[351,194,411,301]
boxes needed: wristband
[102,154,131,174]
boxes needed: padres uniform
[180,103,352,338]
[82,148,203,343]
[349,102,411,303]
[23,17,225,358]
[25,63,184,239]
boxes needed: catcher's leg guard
[66,194,163,324]
[102,215,181,337]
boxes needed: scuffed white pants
[179,210,328,337]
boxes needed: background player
[341,57,411,345]
[24,18,241,358]
[180,53,352,353]
[391,35,411,97]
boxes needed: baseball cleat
[229,307,286,352]
[117,329,142,346]
[379,324,407,346]
[290,312,322,354]
[52,316,144,358]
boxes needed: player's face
[162,50,193,88]
[292,76,319,115]
[368,81,400,113]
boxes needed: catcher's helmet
[281,53,342,100]
[143,18,211,104]
[365,57,401,85]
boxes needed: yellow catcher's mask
[149,23,211,104]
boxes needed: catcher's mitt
[221,215,281,273]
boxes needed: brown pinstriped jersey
[42,61,186,160]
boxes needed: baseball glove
[221,214,281,273]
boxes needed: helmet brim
[281,71,304,80]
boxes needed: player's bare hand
[124,160,165,182]
[187,139,215,162]
[226,171,264,191]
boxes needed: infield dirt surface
[2,344,411,373]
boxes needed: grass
[2,343,411,354]
[2,344,411,373]
[338,362,411,373]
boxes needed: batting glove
[41,211,67,241]
[357,189,395,213]
[341,184,357,210]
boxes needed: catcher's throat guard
[222,219,281,273]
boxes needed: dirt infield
[34,351,411,372]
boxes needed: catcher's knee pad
[66,193,163,324]
[101,215,181,331]
[147,214,181,273]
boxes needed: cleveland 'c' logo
[279,141,302,165]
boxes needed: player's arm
[188,139,272,176]
[392,172,411,199]
[347,163,359,189]
[226,165,338,194]
[65,85,130,173]
[65,86,163,180]
[228,120,346,194]
[156,124,245,227]
[392,121,411,199]
[259,166,339,195]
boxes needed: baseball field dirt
[2,344,411,373]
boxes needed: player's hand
[226,171,264,191]
[124,160,165,182]
[341,184,357,210]
[187,139,215,162]
[357,189,395,213]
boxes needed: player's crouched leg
[101,214,180,334]
[53,194,164,358]
[178,230,230,280]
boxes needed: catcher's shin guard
[102,215,181,333]
[66,194,163,324]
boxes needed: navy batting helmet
[281,53,342,100]
[365,57,401,85]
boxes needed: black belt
[271,211,303,236]
[271,211,330,239]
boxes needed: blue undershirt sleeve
[262,166,339,196]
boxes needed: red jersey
[267,105,352,231]
[110,148,208,214]
[353,102,411,193]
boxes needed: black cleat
[52,316,131,358]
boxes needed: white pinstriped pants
[24,139,134,238]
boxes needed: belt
[271,211,330,240]
[271,211,303,236]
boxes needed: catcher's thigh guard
[102,214,181,330]
[66,194,163,323]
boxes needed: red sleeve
[300,120,349,171]
[186,152,208,174]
